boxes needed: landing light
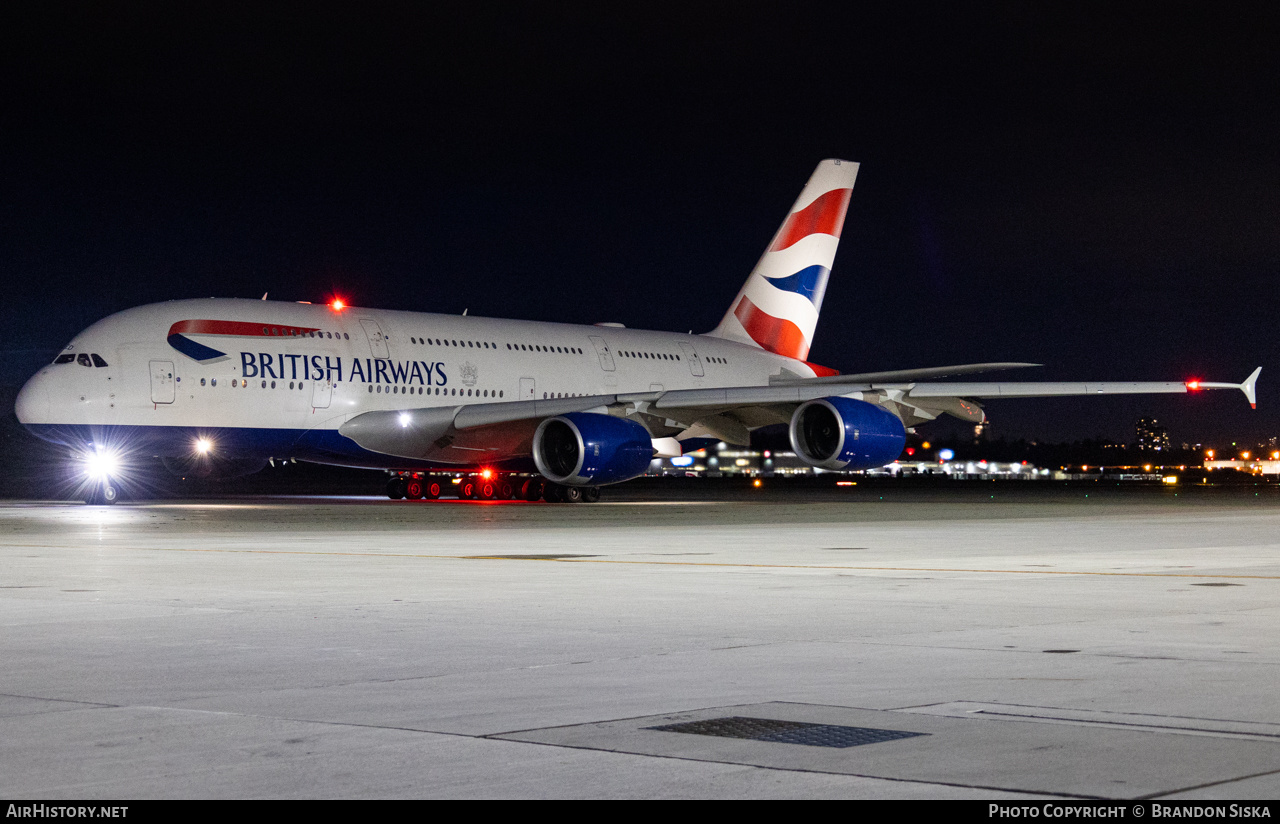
[194,438,213,455]
[83,448,119,480]
[398,412,411,428]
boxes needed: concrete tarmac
[3,484,1280,799]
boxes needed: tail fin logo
[769,187,852,252]
[707,159,859,362]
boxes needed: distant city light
[670,455,694,467]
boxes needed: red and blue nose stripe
[167,320,321,362]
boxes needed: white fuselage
[15,298,815,470]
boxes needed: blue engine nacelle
[532,412,654,486]
[788,397,906,471]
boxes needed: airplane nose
[14,372,51,424]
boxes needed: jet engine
[533,412,654,486]
[788,397,906,471]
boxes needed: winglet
[1242,366,1261,409]
[1196,367,1261,408]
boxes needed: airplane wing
[338,367,1261,459]
[769,362,1041,385]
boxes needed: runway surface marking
[3,542,1279,580]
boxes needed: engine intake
[789,397,906,471]
[533,412,654,486]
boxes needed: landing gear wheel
[386,477,407,500]
[405,478,424,500]
[543,483,564,503]
[85,483,120,505]
[459,480,477,499]
[521,479,544,502]
[497,479,515,500]
[561,485,584,504]
[582,486,601,503]
[423,477,443,500]
[478,479,498,500]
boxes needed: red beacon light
[1186,379,1201,390]
[330,298,347,311]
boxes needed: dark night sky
[3,4,1278,445]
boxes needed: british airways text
[239,353,448,386]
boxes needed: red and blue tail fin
[707,159,858,361]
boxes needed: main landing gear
[385,473,600,503]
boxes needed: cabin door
[359,319,391,359]
[149,360,175,404]
[588,336,616,371]
[678,342,705,377]
[311,377,333,409]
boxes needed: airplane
[13,159,1261,504]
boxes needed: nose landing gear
[85,482,120,506]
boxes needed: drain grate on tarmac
[647,716,927,749]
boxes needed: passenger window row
[194,378,302,390]
[54,353,109,367]
[619,350,681,362]
[406,336,585,356]
[263,327,350,340]
[707,356,728,364]
[367,385,505,399]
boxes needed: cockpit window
[77,354,92,367]
[91,353,108,367]
[53,354,74,364]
